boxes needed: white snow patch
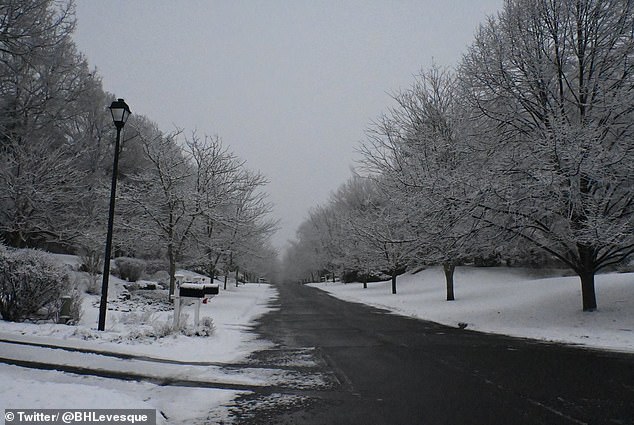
[0,255,278,423]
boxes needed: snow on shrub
[72,327,101,340]
[78,248,103,275]
[118,310,157,326]
[0,245,74,322]
[114,257,146,282]
[143,259,169,275]
[63,286,84,325]
[183,316,215,337]
[125,315,215,340]
[83,275,101,295]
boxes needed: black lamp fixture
[98,98,131,331]
[109,98,131,129]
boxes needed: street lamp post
[98,98,131,331]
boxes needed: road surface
[235,281,634,425]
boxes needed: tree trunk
[443,262,455,301]
[391,269,397,294]
[580,271,597,311]
[235,267,239,287]
[11,231,23,248]
[168,243,176,298]
[363,274,367,289]
[224,274,228,290]
[207,251,215,281]
[577,244,597,311]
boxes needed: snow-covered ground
[310,267,634,353]
[3,257,633,423]
[0,257,278,424]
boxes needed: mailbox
[203,284,219,295]
[179,283,205,298]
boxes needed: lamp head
[109,98,131,129]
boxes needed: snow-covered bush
[182,316,215,337]
[114,257,146,282]
[74,272,101,295]
[143,259,169,275]
[0,245,72,322]
[72,326,101,340]
[152,321,175,338]
[341,270,389,284]
[127,320,177,341]
[118,310,157,326]
[147,271,170,288]
[127,315,215,340]
[85,276,101,295]
[78,249,102,275]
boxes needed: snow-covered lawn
[0,364,241,424]
[0,257,278,424]
[310,267,634,353]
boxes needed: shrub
[72,327,101,340]
[114,257,146,282]
[143,259,169,275]
[0,245,72,322]
[185,316,215,337]
[148,271,170,288]
[118,310,157,326]
[74,273,101,295]
[78,249,103,275]
[150,321,175,339]
[341,269,389,284]
[85,276,101,295]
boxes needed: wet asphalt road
[241,281,634,425]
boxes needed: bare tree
[0,0,109,250]
[180,132,277,284]
[359,66,493,300]
[119,127,197,296]
[182,133,244,279]
[216,168,277,285]
[284,213,338,284]
[459,0,634,310]
[306,204,347,282]
[334,176,418,294]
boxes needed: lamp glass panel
[110,108,126,124]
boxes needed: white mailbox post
[172,274,184,328]
[172,274,219,328]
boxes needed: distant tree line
[283,0,634,311]
[0,0,279,291]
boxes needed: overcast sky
[73,0,503,251]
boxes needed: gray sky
[73,0,503,251]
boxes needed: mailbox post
[172,274,184,328]
[172,280,219,327]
